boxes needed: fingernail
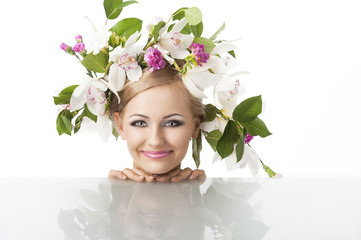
[121,174,127,179]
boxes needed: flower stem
[144,40,155,51]
[173,60,182,72]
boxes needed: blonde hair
[108,65,205,126]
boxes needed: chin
[144,163,179,175]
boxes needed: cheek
[165,128,192,148]
[122,127,144,148]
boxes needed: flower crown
[54,1,279,177]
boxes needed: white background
[0,0,360,177]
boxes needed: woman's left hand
[156,168,206,183]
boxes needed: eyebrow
[129,113,184,119]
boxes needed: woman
[55,4,276,180]
[108,66,207,182]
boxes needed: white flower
[108,32,143,99]
[213,74,247,114]
[146,16,163,31]
[181,56,220,98]
[76,114,113,142]
[87,27,112,55]
[157,18,194,64]
[201,115,227,133]
[214,144,261,177]
[210,42,237,74]
[70,75,108,116]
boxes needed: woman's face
[114,84,200,175]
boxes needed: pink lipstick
[142,150,172,159]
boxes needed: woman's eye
[130,120,147,127]
[164,120,184,127]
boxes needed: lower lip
[142,151,172,159]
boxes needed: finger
[123,168,145,182]
[189,169,207,180]
[171,168,193,183]
[156,168,181,182]
[132,168,156,182]
[108,170,127,180]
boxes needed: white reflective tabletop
[1,178,360,240]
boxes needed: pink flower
[75,34,83,42]
[72,42,85,53]
[144,47,166,71]
[245,133,253,144]
[189,42,209,66]
[60,43,69,52]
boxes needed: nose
[148,126,164,147]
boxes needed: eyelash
[130,120,147,127]
[164,120,184,127]
[130,120,184,128]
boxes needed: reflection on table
[1,178,361,240]
[58,179,268,240]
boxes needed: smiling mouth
[142,150,173,159]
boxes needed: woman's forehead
[123,85,192,117]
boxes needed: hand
[108,168,156,182]
[108,168,206,183]
[156,167,206,183]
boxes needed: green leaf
[242,117,271,138]
[205,130,222,151]
[209,22,225,41]
[191,22,203,38]
[110,17,142,39]
[228,50,236,58]
[216,120,239,159]
[74,114,84,134]
[112,127,120,140]
[235,128,247,162]
[192,130,202,168]
[53,85,78,105]
[83,104,97,122]
[81,51,108,73]
[232,95,262,123]
[185,7,202,25]
[73,105,97,134]
[193,37,215,54]
[172,7,188,21]
[203,104,218,122]
[56,110,73,136]
[180,24,192,35]
[104,0,138,20]
[153,21,166,42]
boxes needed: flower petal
[170,48,190,59]
[171,18,188,33]
[124,31,139,49]
[87,100,105,116]
[182,75,207,98]
[200,118,219,132]
[126,65,142,82]
[243,145,261,176]
[70,91,87,110]
[70,77,92,110]
[224,151,242,171]
[108,64,126,91]
[211,42,237,55]
[188,71,220,90]
[156,43,175,64]
[97,115,112,142]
